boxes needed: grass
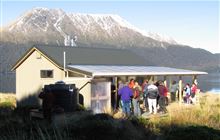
[145,92,220,140]
[166,93,220,129]
[0,92,219,140]
[0,93,16,106]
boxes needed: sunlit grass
[0,93,16,106]
[165,93,220,129]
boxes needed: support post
[63,51,66,78]
[192,75,198,85]
[151,76,154,83]
[114,77,118,111]
[154,76,158,82]
[164,76,167,87]
[125,76,128,83]
[169,77,172,90]
[66,71,69,78]
[178,76,183,103]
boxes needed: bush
[64,113,151,140]
[162,125,220,140]
[0,93,219,140]
[0,112,152,140]
[0,101,15,109]
[0,102,15,115]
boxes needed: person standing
[128,78,135,89]
[118,82,133,117]
[142,80,149,111]
[191,82,198,104]
[117,80,124,109]
[111,83,116,110]
[191,83,197,98]
[146,82,159,114]
[170,80,178,102]
[39,87,55,121]
[158,81,168,114]
[132,82,141,116]
[184,83,191,104]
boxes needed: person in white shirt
[146,83,159,114]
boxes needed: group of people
[183,82,198,104]
[169,80,199,104]
[117,78,199,117]
[143,80,169,115]
[118,79,141,117]
[118,79,169,117]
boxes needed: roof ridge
[34,44,126,51]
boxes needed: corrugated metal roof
[68,65,208,77]
[35,45,147,67]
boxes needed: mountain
[2,7,174,48]
[0,7,219,92]
[1,7,219,70]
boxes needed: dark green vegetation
[0,104,220,140]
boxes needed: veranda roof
[67,65,208,77]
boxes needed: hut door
[91,81,111,113]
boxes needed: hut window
[40,70,53,78]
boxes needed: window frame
[40,70,54,78]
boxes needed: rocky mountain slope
[1,7,175,48]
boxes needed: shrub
[0,101,15,115]
[162,125,220,140]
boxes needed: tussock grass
[0,92,219,140]
[0,93,16,115]
[141,92,220,140]
[0,112,154,140]
[165,93,220,129]
[0,93,16,106]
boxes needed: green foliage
[76,104,86,111]
[64,113,151,140]
[0,101,15,115]
[0,112,150,140]
[162,125,220,140]
[0,94,220,140]
[0,101,14,109]
[0,110,220,140]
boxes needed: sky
[1,0,219,54]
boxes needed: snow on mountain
[3,7,178,46]
[68,13,138,35]
[68,13,178,44]
[8,7,49,32]
[8,7,65,33]
[53,9,67,37]
[147,32,178,44]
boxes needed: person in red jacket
[128,78,135,89]
[157,80,168,114]
[191,83,197,98]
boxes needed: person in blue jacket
[118,82,133,117]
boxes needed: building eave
[11,46,63,71]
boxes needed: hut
[11,45,207,113]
